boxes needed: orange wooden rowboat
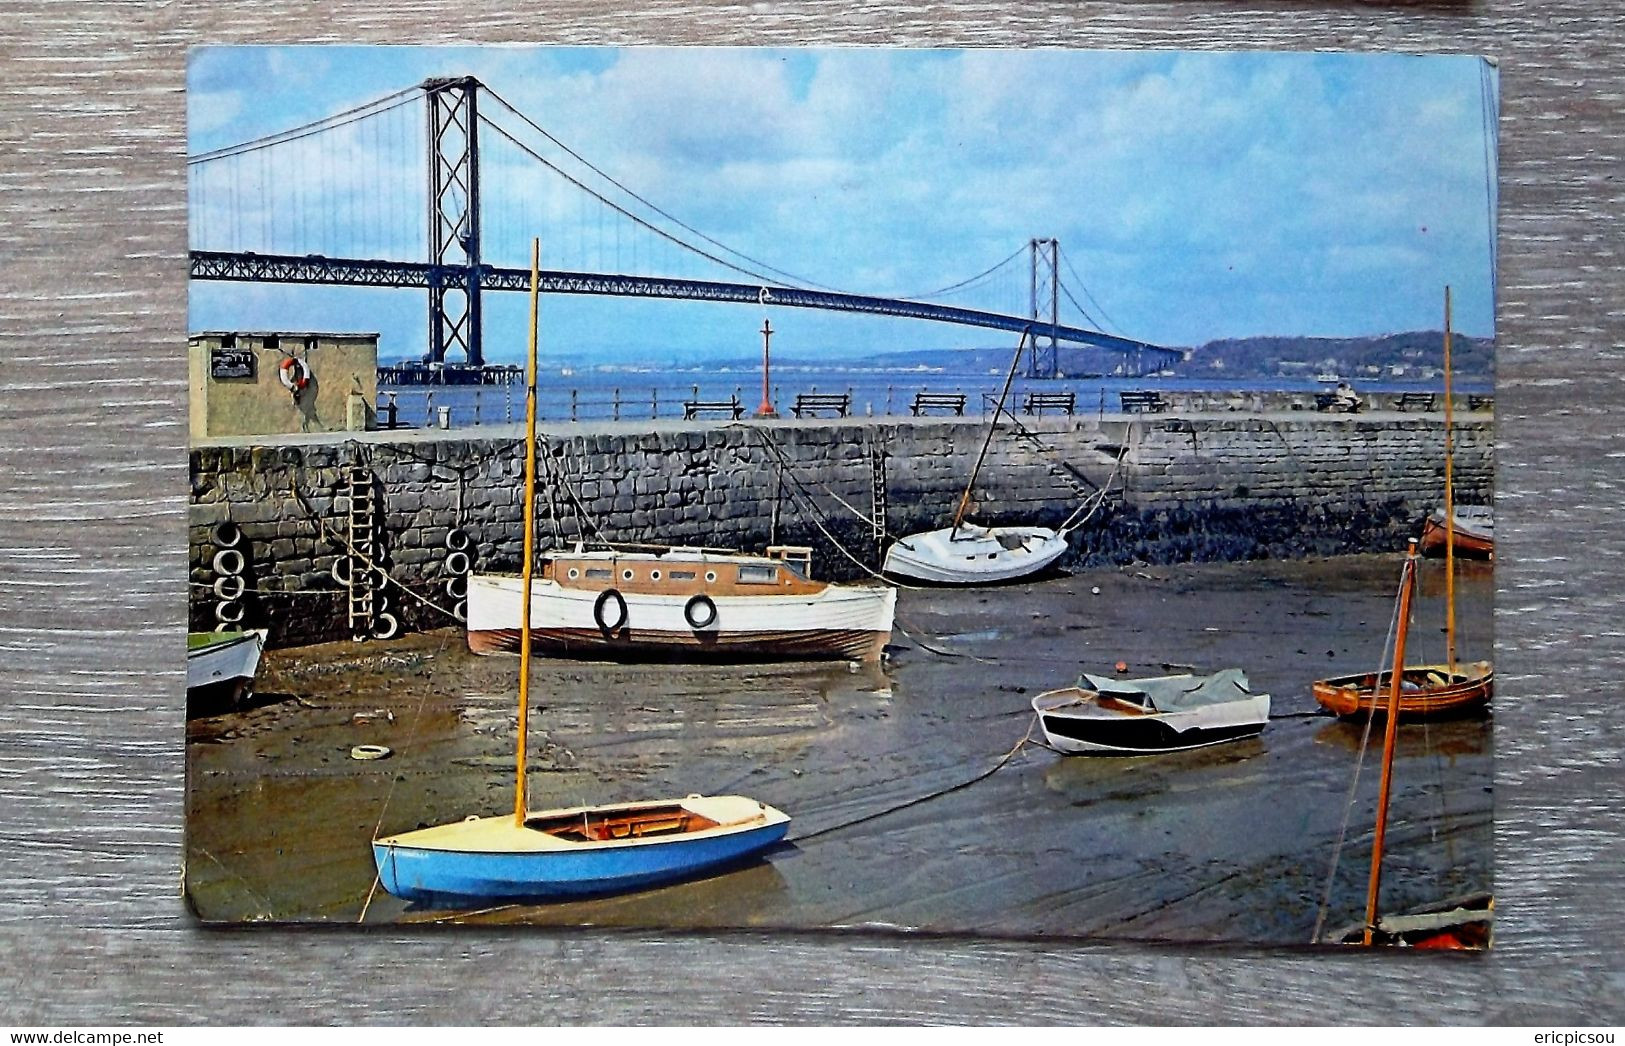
[1418,507,1493,560]
[1313,660,1492,720]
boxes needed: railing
[371,384,1493,430]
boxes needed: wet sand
[185,554,1493,944]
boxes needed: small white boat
[1032,668,1270,755]
[186,629,265,712]
[467,544,895,662]
[884,329,1071,586]
[882,523,1069,584]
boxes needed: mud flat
[185,554,1492,943]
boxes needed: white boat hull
[1033,688,1270,755]
[882,525,1068,584]
[467,574,895,662]
[186,630,265,710]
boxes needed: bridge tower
[1027,238,1060,379]
[424,76,483,367]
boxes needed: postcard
[186,46,1496,946]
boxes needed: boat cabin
[542,544,825,597]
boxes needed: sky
[187,47,1499,366]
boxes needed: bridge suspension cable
[897,245,1026,302]
[481,86,850,294]
[1059,249,1125,338]
[187,86,422,166]
[479,112,796,287]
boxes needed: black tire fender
[593,588,629,634]
[684,593,718,630]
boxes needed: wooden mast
[515,238,541,825]
[1442,286,1457,674]
[1363,538,1420,945]
[950,328,1030,535]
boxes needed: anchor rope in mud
[790,718,1038,845]
[1310,561,1407,943]
[357,628,462,924]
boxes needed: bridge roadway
[189,249,1178,362]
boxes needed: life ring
[444,528,472,552]
[444,550,471,576]
[212,574,246,601]
[593,588,629,634]
[212,548,245,577]
[278,356,312,393]
[372,612,401,640]
[684,593,718,630]
[211,521,242,548]
[445,575,468,600]
[349,744,392,761]
[214,599,245,624]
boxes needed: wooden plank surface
[3,0,1623,1025]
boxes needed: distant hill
[1179,331,1494,383]
[694,329,1494,383]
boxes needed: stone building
[188,331,378,440]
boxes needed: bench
[682,396,743,420]
[1395,392,1438,412]
[1468,394,1494,412]
[1119,390,1168,414]
[910,391,967,416]
[791,392,851,418]
[1023,391,1076,416]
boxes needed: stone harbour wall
[188,410,1493,647]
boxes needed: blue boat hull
[373,819,790,903]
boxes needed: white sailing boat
[883,330,1069,584]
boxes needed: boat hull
[1418,511,1494,559]
[372,796,790,902]
[467,574,894,662]
[1033,688,1270,755]
[883,525,1068,584]
[185,630,265,712]
[1312,662,1492,720]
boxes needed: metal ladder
[868,437,888,567]
[345,466,376,639]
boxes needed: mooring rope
[791,717,1039,845]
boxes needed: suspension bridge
[187,76,1178,378]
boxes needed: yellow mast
[515,238,541,825]
[1364,539,1420,945]
[1443,286,1457,674]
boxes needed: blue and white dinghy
[1032,668,1270,755]
[374,794,790,902]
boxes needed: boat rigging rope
[1309,564,1407,944]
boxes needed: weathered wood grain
[3,0,1624,1025]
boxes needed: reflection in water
[1311,716,1490,760]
